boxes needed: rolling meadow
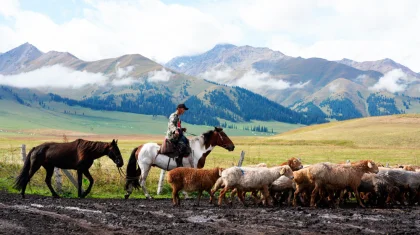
[1,113,419,199]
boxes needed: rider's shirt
[166,112,181,140]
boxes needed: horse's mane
[76,139,108,154]
[201,130,215,147]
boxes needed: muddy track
[0,191,419,235]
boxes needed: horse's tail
[13,147,35,191]
[125,146,141,191]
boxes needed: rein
[118,167,139,180]
[185,131,198,136]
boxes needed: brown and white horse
[124,127,235,199]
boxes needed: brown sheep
[280,157,303,171]
[399,165,416,172]
[308,160,379,208]
[167,167,222,206]
[292,166,315,206]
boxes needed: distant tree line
[47,84,328,127]
[367,93,404,116]
[294,102,327,120]
[220,122,238,129]
[242,125,273,133]
[320,98,363,121]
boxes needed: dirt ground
[0,191,419,235]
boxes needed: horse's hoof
[124,195,130,200]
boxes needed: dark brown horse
[14,139,123,198]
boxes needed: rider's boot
[176,155,183,167]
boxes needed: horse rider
[166,103,191,167]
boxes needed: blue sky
[17,0,92,24]
[1,0,420,72]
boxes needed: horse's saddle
[159,139,179,158]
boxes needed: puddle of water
[187,215,211,223]
[342,223,376,233]
[319,214,343,220]
[320,213,383,222]
[150,210,174,218]
[12,205,30,210]
[105,212,118,217]
[57,206,102,214]
[351,213,383,221]
[186,215,227,223]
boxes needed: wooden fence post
[62,170,83,194]
[21,144,26,161]
[237,151,245,167]
[157,169,166,195]
[55,168,62,193]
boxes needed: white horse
[124,127,235,199]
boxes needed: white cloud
[0,64,108,88]
[199,67,309,91]
[239,0,318,32]
[235,69,290,90]
[1,0,420,72]
[369,69,418,93]
[0,0,19,18]
[0,63,149,88]
[115,64,135,78]
[254,0,420,71]
[147,69,172,82]
[0,0,243,63]
[355,74,369,83]
[292,81,310,89]
[198,67,235,84]
[329,83,339,92]
[111,77,143,86]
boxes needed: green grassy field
[1,104,420,199]
[0,99,301,198]
[0,100,300,136]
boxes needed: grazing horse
[14,139,124,198]
[124,127,235,199]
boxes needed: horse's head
[107,139,124,168]
[203,127,235,151]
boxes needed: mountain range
[1,42,419,129]
[166,44,420,120]
[0,43,325,130]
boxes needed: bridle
[215,131,232,150]
[107,147,125,179]
[107,148,121,165]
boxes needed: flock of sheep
[166,158,420,208]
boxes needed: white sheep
[270,175,294,205]
[378,169,420,205]
[216,165,294,206]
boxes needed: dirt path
[0,191,419,234]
